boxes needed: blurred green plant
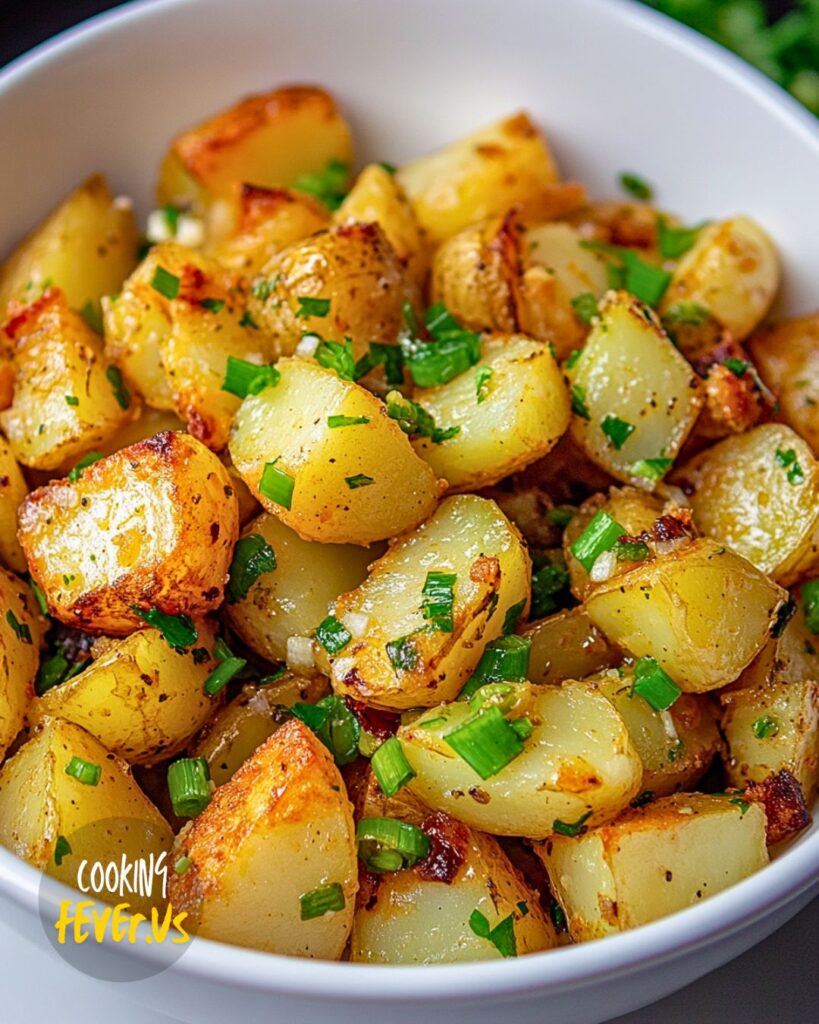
[642,1,819,114]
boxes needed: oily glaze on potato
[412,335,570,491]
[397,112,560,244]
[0,174,138,316]
[568,291,703,486]
[18,431,238,634]
[677,423,819,585]
[0,570,44,758]
[28,622,220,765]
[327,495,530,710]
[660,217,780,340]
[225,512,375,663]
[1,289,132,471]
[0,435,27,572]
[539,794,768,941]
[524,607,621,686]
[246,223,409,360]
[168,719,357,957]
[400,680,642,838]
[585,538,786,692]
[229,358,440,546]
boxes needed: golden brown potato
[0,717,173,914]
[156,85,353,239]
[0,175,138,316]
[748,313,819,453]
[28,622,220,764]
[168,719,358,957]
[246,223,409,360]
[0,434,27,572]
[524,606,621,686]
[568,291,703,485]
[334,164,428,289]
[191,674,330,786]
[225,512,375,663]
[676,423,819,584]
[327,495,530,710]
[586,538,786,692]
[0,570,44,758]
[18,431,238,634]
[1,289,132,470]
[411,334,570,492]
[207,184,329,274]
[660,217,780,340]
[103,242,275,449]
[397,112,560,244]
[539,794,768,941]
[228,358,440,546]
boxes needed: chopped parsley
[150,265,180,300]
[295,296,331,319]
[579,240,671,307]
[131,607,198,649]
[601,414,635,450]
[775,447,805,485]
[385,390,459,443]
[469,909,517,958]
[226,533,277,603]
[293,159,349,211]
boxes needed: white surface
[3,897,818,1023]
[1,0,818,1022]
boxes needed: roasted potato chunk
[397,112,559,244]
[411,335,570,491]
[676,424,819,584]
[0,434,27,571]
[585,538,786,692]
[400,680,642,838]
[539,793,768,941]
[0,570,43,758]
[18,431,238,634]
[229,358,440,546]
[0,174,138,316]
[524,607,621,686]
[225,512,375,663]
[660,217,780,340]
[568,291,703,486]
[29,622,220,765]
[168,719,357,957]
[246,223,408,360]
[327,495,530,710]
[1,289,131,470]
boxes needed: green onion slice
[444,705,526,779]
[292,695,360,765]
[421,571,457,633]
[150,265,180,300]
[65,756,101,787]
[300,882,345,920]
[570,509,626,572]
[222,356,280,398]
[259,459,295,509]
[371,736,415,796]
[167,757,211,818]
[356,817,430,873]
[460,635,532,699]
[631,656,681,712]
[131,607,198,649]
[315,616,352,655]
[553,810,592,837]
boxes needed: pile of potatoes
[0,83,816,964]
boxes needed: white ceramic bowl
[1,1,818,1021]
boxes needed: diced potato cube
[0,570,44,757]
[0,435,27,572]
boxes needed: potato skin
[0,174,138,315]
[229,358,440,546]
[168,719,357,958]
[0,570,44,758]
[0,434,27,572]
[28,622,220,765]
[18,431,238,634]
[1,289,131,470]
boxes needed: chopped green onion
[460,635,532,699]
[150,265,180,300]
[469,682,517,715]
[475,366,494,403]
[106,365,131,410]
[299,882,345,920]
[517,901,529,916]
[131,607,198,649]
[293,159,349,211]
[503,599,527,635]
[547,505,576,528]
[385,390,459,443]
[259,459,295,509]
[661,301,712,327]
[400,304,482,387]
[553,811,592,837]
[5,609,32,644]
[509,717,534,741]
[345,473,375,489]
[656,216,706,260]
[328,414,369,428]
[161,205,181,234]
[730,796,750,816]
[203,640,247,696]
[199,297,225,313]
[293,695,360,765]
[35,652,79,695]
[619,172,653,200]
[80,300,103,334]
[251,276,279,302]
[752,715,779,739]
[173,855,192,875]
[239,310,259,330]
[530,561,570,619]
[570,509,626,572]
[803,580,819,634]
[354,342,405,385]
[295,296,331,319]
[222,355,280,398]
[378,162,397,175]
[315,616,352,655]
[386,635,420,672]
[550,900,567,933]
[421,571,457,633]
[632,457,673,481]
[315,338,356,381]
[775,447,804,485]
[444,705,526,779]
[468,909,517,958]
[65,395,79,407]
[631,656,681,712]
[570,383,590,420]
[614,539,650,562]
[723,358,749,378]
[65,756,101,787]
[54,835,72,867]
[570,293,598,325]
[631,790,655,808]
[67,451,104,482]
[371,737,415,796]
[226,534,277,604]
[579,241,671,307]
[258,666,287,686]
[601,414,635,450]
[30,579,48,616]
[356,817,430,873]
[565,348,584,370]
[167,758,211,818]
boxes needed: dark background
[0,0,796,69]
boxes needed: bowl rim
[0,0,818,1002]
